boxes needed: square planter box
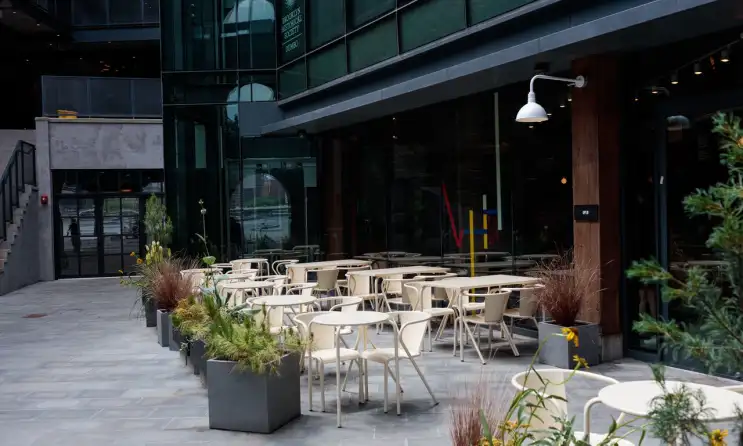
[169,316,182,352]
[537,321,600,369]
[157,310,170,348]
[142,293,157,327]
[190,339,205,376]
[207,353,301,433]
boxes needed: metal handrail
[0,141,37,243]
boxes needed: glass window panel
[227,0,277,69]
[80,250,98,275]
[143,0,159,22]
[399,0,466,52]
[308,0,344,49]
[164,73,238,105]
[181,0,218,70]
[242,74,277,102]
[278,60,307,99]
[468,0,534,25]
[143,171,164,193]
[121,198,140,235]
[220,0,239,69]
[349,0,394,28]
[348,18,397,72]
[98,171,119,193]
[103,255,123,274]
[72,0,106,25]
[109,0,142,24]
[89,78,132,117]
[279,0,305,64]
[77,171,99,194]
[308,43,347,88]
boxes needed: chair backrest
[329,296,362,313]
[231,259,262,273]
[390,311,431,357]
[427,272,458,300]
[251,302,284,329]
[187,271,205,289]
[382,274,404,295]
[278,282,317,296]
[222,272,258,282]
[403,282,434,311]
[511,369,569,434]
[483,291,510,323]
[314,267,338,290]
[293,311,336,350]
[503,284,544,317]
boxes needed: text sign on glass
[573,205,599,222]
[280,0,304,62]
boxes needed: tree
[628,111,743,376]
[144,194,173,246]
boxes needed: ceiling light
[567,92,572,102]
[694,62,703,75]
[516,75,586,123]
[721,48,730,63]
[560,177,567,185]
[651,87,658,95]
[671,72,679,85]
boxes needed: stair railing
[0,141,37,243]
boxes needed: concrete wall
[34,118,164,281]
[0,189,40,295]
[0,130,35,170]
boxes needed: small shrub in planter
[205,307,305,433]
[142,291,156,327]
[151,258,196,347]
[172,295,210,371]
[533,251,601,368]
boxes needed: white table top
[251,295,316,307]
[423,274,540,289]
[288,259,371,269]
[311,311,390,327]
[599,381,743,420]
[233,258,269,263]
[348,266,449,277]
[219,281,274,290]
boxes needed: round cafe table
[219,281,275,305]
[251,294,316,319]
[585,381,743,437]
[310,311,395,427]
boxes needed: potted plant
[205,306,305,434]
[172,295,210,375]
[151,258,194,348]
[533,252,601,368]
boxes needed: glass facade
[52,170,164,278]
[316,81,573,266]
[277,0,539,98]
[161,0,322,259]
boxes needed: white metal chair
[249,302,290,335]
[272,258,299,275]
[501,284,545,331]
[309,267,339,306]
[231,258,268,275]
[512,369,633,446]
[455,290,516,363]
[336,264,372,295]
[404,282,457,351]
[361,311,438,414]
[294,312,362,412]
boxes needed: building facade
[158,0,743,365]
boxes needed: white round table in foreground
[598,380,743,420]
[311,311,393,428]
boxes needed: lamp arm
[529,74,586,93]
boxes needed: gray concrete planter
[168,315,181,352]
[190,339,206,376]
[156,310,170,347]
[537,321,600,369]
[207,354,301,433]
[142,292,157,327]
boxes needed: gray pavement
[0,278,738,446]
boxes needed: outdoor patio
[0,278,736,446]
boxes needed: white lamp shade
[516,92,548,123]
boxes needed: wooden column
[571,55,622,357]
[323,138,344,259]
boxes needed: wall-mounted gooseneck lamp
[516,74,587,123]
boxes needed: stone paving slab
[0,278,738,446]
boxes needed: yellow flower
[118,269,123,274]
[136,258,144,264]
[130,252,136,257]
[561,327,579,347]
[709,429,728,446]
[573,355,589,368]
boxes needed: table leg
[336,327,342,428]
[394,325,401,416]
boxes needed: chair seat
[459,315,501,326]
[362,347,419,363]
[307,348,360,363]
[459,302,485,312]
[425,307,455,317]
[574,432,634,446]
[503,309,534,319]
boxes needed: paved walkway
[0,279,736,445]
